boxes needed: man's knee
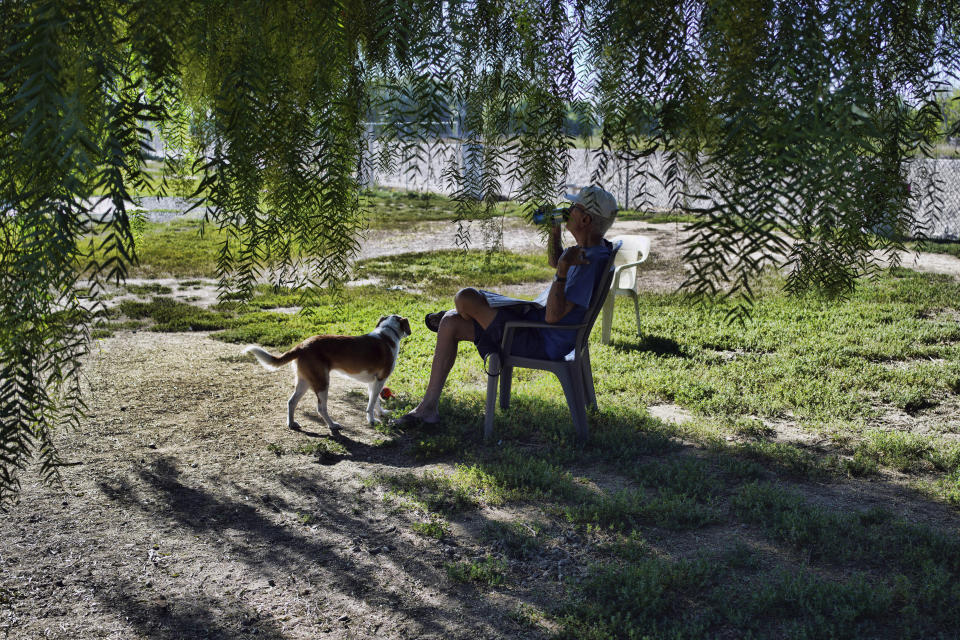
[437,310,459,333]
[456,287,499,329]
[454,287,482,309]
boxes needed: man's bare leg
[404,288,497,422]
[452,287,497,328]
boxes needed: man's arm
[545,246,588,323]
[544,277,576,323]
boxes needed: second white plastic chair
[600,234,651,344]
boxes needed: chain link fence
[909,158,960,240]
[367,142,960,241]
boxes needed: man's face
[566,203,591,232]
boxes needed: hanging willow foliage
[1,0,958,503]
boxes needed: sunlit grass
[352,249,553,296]
[360,187,527,227]
[908,238,960,259]
[616,207,700,224]
[79,218,231,279]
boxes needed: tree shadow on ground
[97,578,289,640]
[288,419,327,438]
[433,390,960,636]
[609,334,687,356]
[95,453,547,639]
[84,374,960,639]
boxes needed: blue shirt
[533,239,612,360]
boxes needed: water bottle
[532,206,570,225]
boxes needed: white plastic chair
[483,242,622,442]
[600,235,651,345]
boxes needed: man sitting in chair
[396,185,618,427]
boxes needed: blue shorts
[473,306,549,360]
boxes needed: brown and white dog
[244,315,411,432]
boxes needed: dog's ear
[376,315,387,327]
[400,317,411,336]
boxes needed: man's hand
[556,245,589,277]
[547,223,563,268]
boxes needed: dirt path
[3,332,558,639]
[888,247,960,276]
[359,218,960,282]
[119,219,960,310]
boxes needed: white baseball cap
[564,185,618,220]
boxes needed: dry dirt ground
[6,331,555,640]
[3,220,960,639]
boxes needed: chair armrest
[613,259,649,290]
[502,320,587,331]
[615,259,648,272]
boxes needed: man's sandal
[391,413,440,428]
[424,311,445,333]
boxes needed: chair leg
[499,364,513,410]
[557,365,590,442]
[581,346,597,409]
[600,292,615,345]
[631,291,641,337]
[484,354,500,441]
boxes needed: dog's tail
[244,345,300,371]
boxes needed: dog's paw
[378,408,393,417]
[288,421,301,431]
[328,421,344,432]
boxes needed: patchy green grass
[124,282,174,296]
[361,188,526,228]
[445,555,506,585]
[412,433,463,460]
[853,430,960,475]
[555,547,927,640]
[109,297,232,332]
[294,438,349,462]
[411,517,449,539]
[616,207,700,224]
[352,249,553,296]
[90,222,960,638]
[374,465,510,516]
[908,239,960,259]
[79,218,231,279]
